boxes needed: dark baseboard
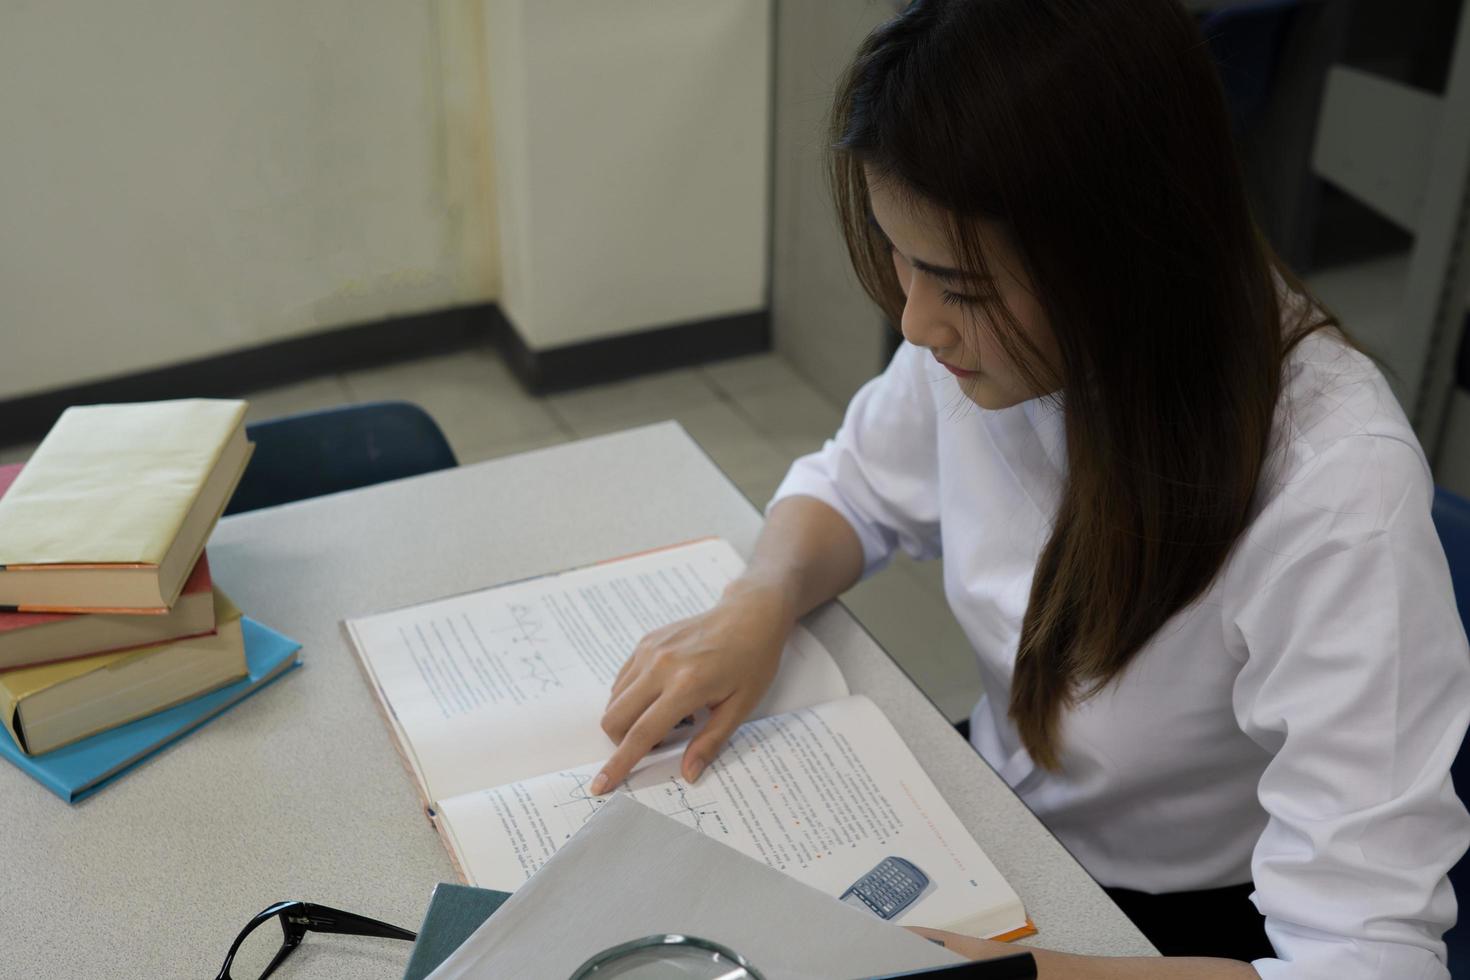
[0,304,499,447]
[495,308,770,395]
[0,303,770,446]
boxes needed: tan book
[0,549,216,671]
[0,400,252,614]
[0,588,247,756]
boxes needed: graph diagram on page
[453,603,579,706]
[549,773,730,841]
[551,771,607,839]
[649,777,729,836]
[519,651,567,693]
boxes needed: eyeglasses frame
[214,900,416,980]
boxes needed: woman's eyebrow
[866,211,989,284]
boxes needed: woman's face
[865,172,1059,409]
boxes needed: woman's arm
[732,491,868,624]
[596,342,942,792]
[909,930,1259,978]
[592,494,864,792]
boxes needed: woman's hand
[591,578,796,793]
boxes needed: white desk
[0,423,1154,977]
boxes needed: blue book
[402,883,512,980]
[0,617,301,802]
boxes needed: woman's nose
[898,274,961,351]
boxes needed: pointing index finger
[590,694,692,794]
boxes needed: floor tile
[547,396,798,503]
[543,367,717,435]
[894,551,947,602]
[675,401,794,476]
[454,430,573,466]
[841,566,982,723]
[731,381,844,459]
[243,376,355,424]
[727,459,795,512]
[700,352,804,398]
[343,348,566,453]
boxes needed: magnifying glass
[569,934,766,979]
[568,933,1039,979]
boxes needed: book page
[436,695,1027,939]
[347,539,849,803]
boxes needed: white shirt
[771,334,1470,978]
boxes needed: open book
[345,538,1032,941]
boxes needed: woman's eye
[941,289,984,307]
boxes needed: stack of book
[0,400,302,802]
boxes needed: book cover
[402,884,511,980]
[0,589,245,755]
[0,399,252,613]
[0,616,301,802]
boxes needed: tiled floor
[0,346,985,723]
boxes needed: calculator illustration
[839,856,933,920]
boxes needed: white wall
[487,0,771,351]
[1,1,773,397]
[0,1,494,400]
[771,0,891,407]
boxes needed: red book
[0,464,217,670]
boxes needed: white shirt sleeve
[1230,434,1470,979]
[768,342,942,575]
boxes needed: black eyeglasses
[215,901,416,980]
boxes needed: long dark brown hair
[830,0,1336,769]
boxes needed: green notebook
[403,883,512,980]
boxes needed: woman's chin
[957,376,1024,411]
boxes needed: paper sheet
[426,794,964,980]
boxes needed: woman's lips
[937,359,979,379]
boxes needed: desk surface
[1,422,1154,977]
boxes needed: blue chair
[1436,487,1470,975]
[224,401,458,515]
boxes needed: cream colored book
[0,588,247,755]
[0,400,252,614]
[346,538,1035,942]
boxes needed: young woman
[593,1,1470,975]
